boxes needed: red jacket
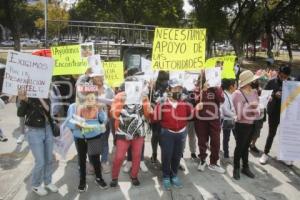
[152,100,194,132]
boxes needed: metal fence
[47,20,156,60]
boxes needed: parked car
[0,40,14,47]
[21,39,42,47]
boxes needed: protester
[259,65,291,165]
[152,79,203,190]
[110,76,152,187]
[249,80,266,153]
[150,71,169,163]
[232,70,260,180]
[194,72,225,173]
[77,67,115,174]
[17,89,58,196]
[67,86,109,192]
[220,78,237,161]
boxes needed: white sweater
[220,91,236,120]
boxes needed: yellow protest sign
[51,45,88,75]
[103,61,124,87]
[205,56,236,79]
[151,28,206,71]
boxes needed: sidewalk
[1,104,300,200]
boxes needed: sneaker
[250,145,260,153]
[17,134,25,144]
[241,168,255,178]
[32,186,48,196]
[208,164,225,174]
[78,180,88,193]
[198,160,207,172]
[162,178,171,191]
[0,135,8,142]
[171,176,183,188]
[45,183,58,193]
[95,178,109,189]
[110,179,118,187]
[259,153,269,165]
[131,177,140,186]
[140,161,148,172]
[222,157,231,164]
[123,161,132,173]
[101,162,111,174]
[191,153,197,160]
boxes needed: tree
[35,2,70,39]
[0,0,27,51]
[189,0,229,57]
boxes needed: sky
[183,0,194,14]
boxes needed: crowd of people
[0,59,297,196]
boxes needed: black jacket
[17,98,49,128]
[265,77,286,119]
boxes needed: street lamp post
[44,0,48,48]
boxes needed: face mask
[172,92,181,101]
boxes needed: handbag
[222,92,235,129]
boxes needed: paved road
[0,104,300,200]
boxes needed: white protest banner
[205,68,221,88]
[80,43,95,58]
[278,81,300,161]
[259,90,273,108]
[125,81,143,105]
[2,51,54,98]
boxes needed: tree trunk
[253,39,256,60]
[246,43,249,58]
[265,23,274,58]
[286,42,293,63]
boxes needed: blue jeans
[26,124,54,187]
[160,128,186,178]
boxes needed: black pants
[151,123,161,159]
[75,137,103,182]
[234,123,254,169]
[264,116,280,154]
[223,128,235,158]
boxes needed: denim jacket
[66,103,107,139]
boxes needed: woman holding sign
[110,76,152,187]
[67,84,109,192]
[152,79,203,190]
[17,90,58,196]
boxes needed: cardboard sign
[205,68,222,88]
[125,81,143,105]
[80,43,95,58]
[51,45,88,75]
[2,51,54,98]
[151,28,206,71]
[103,61,124,87]
[205,55,236,79]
